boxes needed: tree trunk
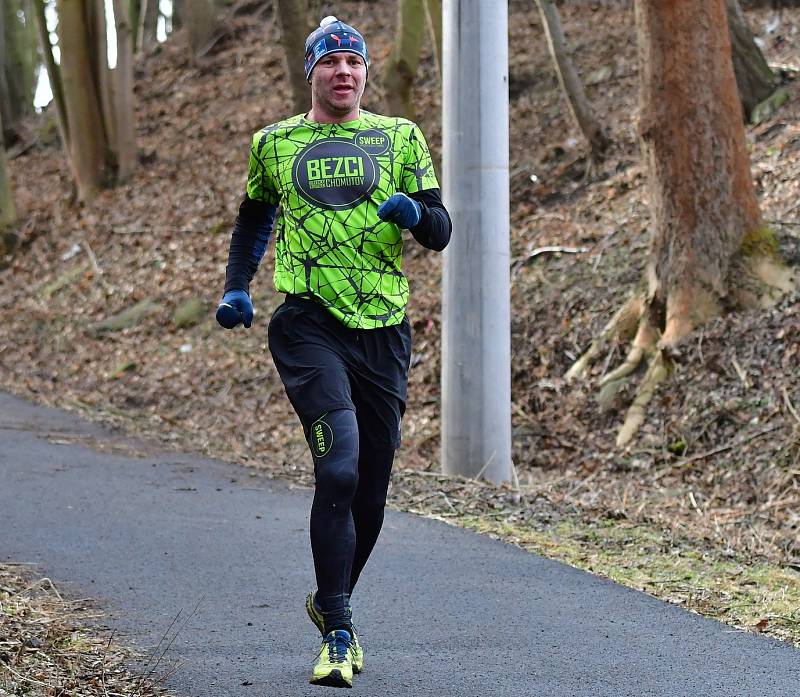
[86,0,116,153]
[384,0,425,118]
[137,0,158,51]
[0,111,15,228]
[534,0,610,160]
[186,0,218,55]
[568,0,793,446]
[112,0,136,180]
[171,0,184,31]
[424,0,442,79]
[2,0,38,142]
[57,0,111,200]
[726,0,778,119]
[129,0,141,51]
[274,0,311,115]
[30,0,69,148]
[0,5,10,142]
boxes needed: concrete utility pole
[441,0,512,483]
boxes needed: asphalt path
[1,391,799,696]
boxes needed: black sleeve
[408,188,452,252]
[223,195,278,294]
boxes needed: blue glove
[377,193,422,229]
[216,290,254,329]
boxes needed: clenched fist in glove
[216,289,254,329]
[377,193,421,229]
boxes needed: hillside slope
[1,0,799,635]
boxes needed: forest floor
[1,1,799,648]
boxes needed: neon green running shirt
[246,111,439,329]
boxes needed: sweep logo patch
[292,138,379,210]
[354,129,390,156]
[310,416,334,457]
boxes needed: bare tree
[137,0,158,51]
[384,0,425,118]
[57,0,111,199]
[534,0,609,160]
[172,0,184,31]
[0,111,15,227]
[186,0,219,55]
[113,0,136,180]
[32,0,138,189]
[275,0,311,114]
[424,0,441,79]
[1,0,38,143]
[30,0,69,147]
[567,0,794,446]
[726,0,778,119]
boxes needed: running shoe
[305,592,364,673]
[309,629,354,688]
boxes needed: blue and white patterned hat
[304,16,369,82]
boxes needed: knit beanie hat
[304,16,369,82]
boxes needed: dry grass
[0,565,167,697]
[387,469,800,647]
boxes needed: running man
[216,15,451,688]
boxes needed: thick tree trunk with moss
[567,0,794,446]
[534,0,609,160]
[275,0,311,115]
[384,0,425,118]
[57,0,112,201]
[726,0,778,119]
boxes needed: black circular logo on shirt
[292,138,379,210]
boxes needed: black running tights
[309,408,394,634]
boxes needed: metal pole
[441,0,511,483]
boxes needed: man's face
[310,52,367,120]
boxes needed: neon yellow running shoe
[305,592,364,673]
[309,629,354,688]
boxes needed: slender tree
[424,0,442,79]
[1,0,38,142]
[275,0,311,114]
[137,0,158,51]
[726,0,778,119]
[567,0,794,446]
[129,0,141,51]
[88,0,116,150]
[0,5,9,141]
[113,0,136,180]
[534,0,609,159]
[172,0,184,31]
[57,0,110,199]
[0,111,15,227]
[186,0,218,55]
[384,0,425,118]
[30,0,69,147]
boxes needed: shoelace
[325,633,350,664]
